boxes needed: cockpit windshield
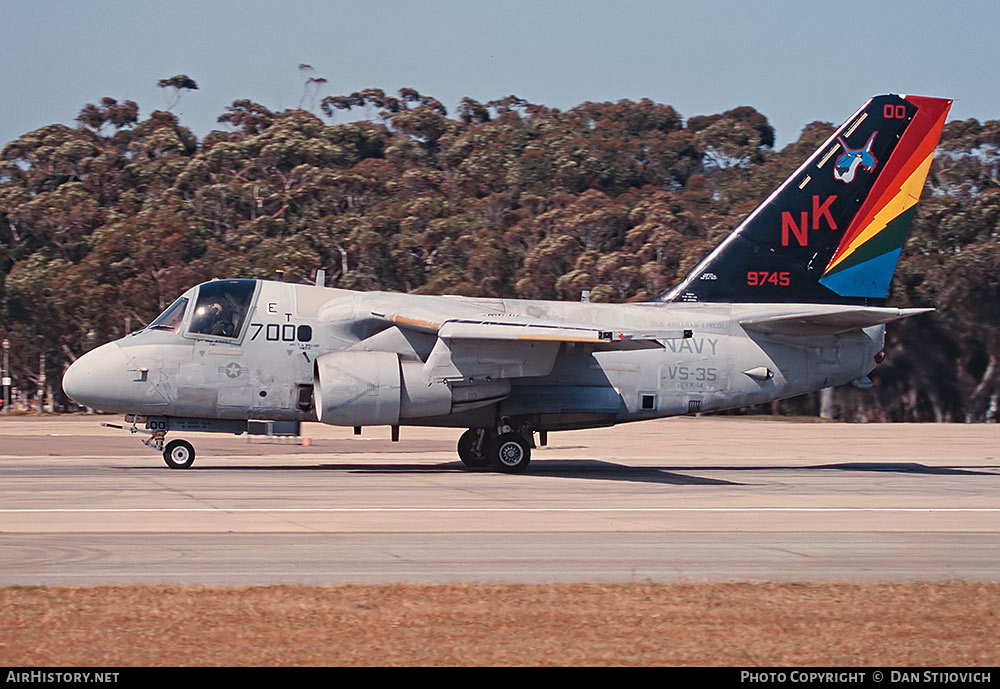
[188,279,257,339]
[148,296,189,333]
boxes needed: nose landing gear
[100,416,198,469]
[144,428,196,469]
[163,439,196,469]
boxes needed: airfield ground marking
[2,507,999,514]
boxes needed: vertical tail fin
[663,94,951,304]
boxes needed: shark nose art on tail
[833,131,879,184]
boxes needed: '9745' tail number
[747,271,790,287]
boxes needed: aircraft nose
[62,342,131,410]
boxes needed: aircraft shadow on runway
[118,459,997,485]
[119,460,741,485]
[809,462,997,476]
[464,460,743,485]
[626,461,998,477]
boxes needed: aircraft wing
[739,306,933,337]
[371,310,691,344]
[369,308,691,382]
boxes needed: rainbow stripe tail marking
[819,95,951,298]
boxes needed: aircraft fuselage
[64,279,883,431]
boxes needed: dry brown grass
[1,583,998,666]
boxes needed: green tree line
[1,81,997,420]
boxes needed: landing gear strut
[457,429,491,468]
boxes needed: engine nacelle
[315,351,400,426]
[313,351,453,426]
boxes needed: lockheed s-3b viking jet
[62,94,952,472]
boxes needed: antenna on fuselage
[315,269,326,287]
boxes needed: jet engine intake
[314,351,401,426]
[313,351,453,426]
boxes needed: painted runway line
[3,507,999,514]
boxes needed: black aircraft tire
[163,439,196,469]
[457,429,490,468]
[490,432,531,474]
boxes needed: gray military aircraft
[62,94,952,472]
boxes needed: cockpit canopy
[148,296,188,333]
[146,279,258,340]
[189,279,256,338]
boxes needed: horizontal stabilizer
[739,306,933,336]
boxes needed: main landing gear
[457,425,533,474]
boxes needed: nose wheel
[163,439,196,469]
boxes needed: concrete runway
[1,414,998,585]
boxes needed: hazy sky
[2,0,996,149]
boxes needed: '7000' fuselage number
[249,323,313,342]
